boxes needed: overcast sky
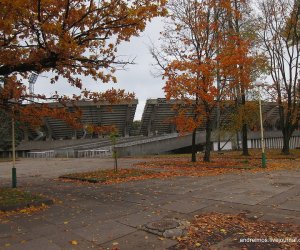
[33,18,165,120]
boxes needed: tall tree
[152,0,254,162]
[223,0,258,156]
[258,0,300,155]
[0,0,167,132]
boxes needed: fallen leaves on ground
[171,213,300,249]
[0,203,49,218]
[70,240,78,245]
[135,155,300,175]
[60,150,300,185]
[60,169,172,185]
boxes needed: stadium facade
[0,98,299,157]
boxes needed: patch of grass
[60,168,157,184]
[0,188,43,208]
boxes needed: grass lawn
[0,188,43,209]
[60,168,158,184]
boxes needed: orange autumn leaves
[162,0,255,134]
[174,213,300,249]
[61,155,300,186]
[0,0,167,84]
[0,0,167,131]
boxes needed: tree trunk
[281,128,291,155]
[241,91,249,156]
[279,105,294,155]
[203,117,212,162]
[191,128,197,162]
[242,123,249,155]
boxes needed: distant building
[21,100,138,141]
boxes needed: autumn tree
[152,0,254,162]
[223,0,253,155]
[258,0,300,155]
[220,100,260,148]
[0,0,167,138]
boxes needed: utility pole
[12,105,17,188]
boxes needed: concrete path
[0,158,300,249]
[0,158,146,179]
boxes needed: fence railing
[250,136,300,149]
[27,150,55,158]
[77,148,111,158]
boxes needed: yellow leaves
[15,203,48,215]
[70,240,78,245]
[0,204,48,218]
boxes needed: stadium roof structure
[140,98,281,136]
[25,99,138,140]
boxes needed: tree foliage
[0,0,167,139]
[0,0,167,86]
[152,0,256,162]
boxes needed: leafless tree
[258,0,300,154]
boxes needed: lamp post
[9,98,18,188]
[257,84,266,168]
[12,105,17,187]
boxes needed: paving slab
[6,237,61,250]
[71,220,137,244]
[259,185,300,206]
[278,199,300,211]
[1,158,300,249]
[259,212,300,225]
[45,230,98,249]
[217,193,273,205]
[100,230,176,250]
[161,198,216,213]
[116,210,166,228]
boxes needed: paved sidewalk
[0,158,300,249]
[0,158,145,179]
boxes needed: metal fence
[77,148,111,158]
[27,150,55,158]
